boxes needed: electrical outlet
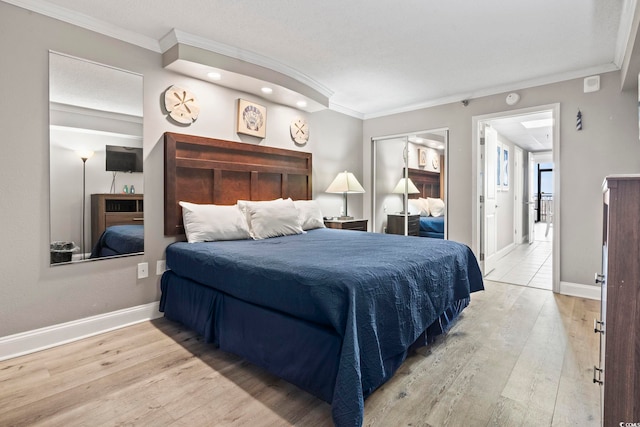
[156,260,166,276]
[137,262,149,279]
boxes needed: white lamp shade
[76,150,94,161]
[392,177,420,194]
[326,171,365,193]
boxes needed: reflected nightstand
[323,219,368,231]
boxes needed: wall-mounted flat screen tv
[105,145,143,173]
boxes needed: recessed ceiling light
[207,72,222,81]
[261,87,273,94]
[296,100,307,108]
[522,118,553,129]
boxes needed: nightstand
[387,214,420,236]
[324,219,368,231]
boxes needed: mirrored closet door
[372,129,448,239]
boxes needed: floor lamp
[77,150,94,260]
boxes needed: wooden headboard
[407,168,442,199]
[164,132,312,236]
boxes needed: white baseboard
[560,281,601,301]
[0,301,163,362]
[495,242,516,262]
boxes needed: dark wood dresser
[387,214,420,236]
[91,193,144,247]
[595,175,640,426]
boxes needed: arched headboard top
[164,132,312,236]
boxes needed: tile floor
[485,221,552,290]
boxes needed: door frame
[471,103,560,293]
[513,145,524,244]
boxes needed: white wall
[496,133,515,252]
[0,2,362,337]
[373,138,406,233]
[309,109,364,219]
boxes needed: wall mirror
[372,129,448,238]
[49,52,144,265]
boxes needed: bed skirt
[159,270,469,405]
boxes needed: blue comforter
[166,228,483,426]
[420,215,445,233]
[90,225,144,258]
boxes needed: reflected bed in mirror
[49,51,144,265]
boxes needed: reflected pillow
[416,198,431,216]
[294,200,326,230]
[179,201,251,243]
[427,197,445,217]
[238,198,304,239]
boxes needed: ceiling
[489,111,554,152]
[9,0,633,120]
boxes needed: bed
[160,132,484,426]
[89,224,143,258]
[419,215,445,238]
[408,167,446,239]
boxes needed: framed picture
[502,146,509,189]
[237,99,267,138]
[496,144,502,190]
[418,148,427,166]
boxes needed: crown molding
[50,102,143,124]
[328,102,364,120]
[363,62,619,120]
[161,29,334,100]
[614,0,638,68]
[3,0,161,52]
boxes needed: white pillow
[409,197,429,216]
[179,202,251,243]
[427,197,445,217]
[407,199,421,215]
[293,200,326,230]
[238,198,304,239]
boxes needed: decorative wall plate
[290,117,309,144]
[431,154,440,170]
[237,99,267,138]
[164,85,199,124]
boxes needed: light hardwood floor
[0,281,600,426]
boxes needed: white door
[528,152,535,244]
[483,125,498,275]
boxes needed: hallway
[485,221,552,290]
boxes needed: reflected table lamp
[392,177,420,214]
[326,170,365,220]
[77,150,94,260]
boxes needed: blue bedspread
[90,225,144,258]
[166,228,483,426]
[420,215,445,233]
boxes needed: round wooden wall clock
[164,85,200,124]
[290,117,309,144]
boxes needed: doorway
[471,104,560,293]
